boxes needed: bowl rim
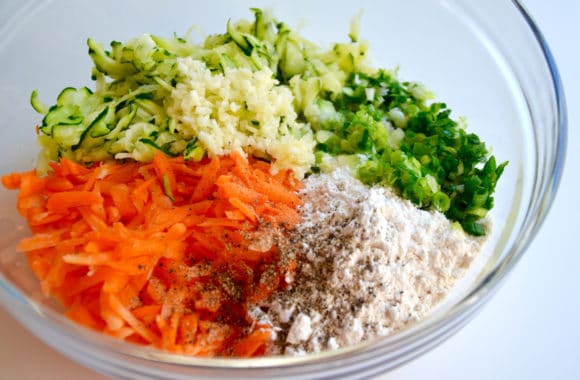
[0,0,568,375]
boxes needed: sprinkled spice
[251,168,488,355]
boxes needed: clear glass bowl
[0,0,566,378]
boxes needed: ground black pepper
[248,168,487,355]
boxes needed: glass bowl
[0,0,566,378]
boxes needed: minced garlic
[167,57,315,178]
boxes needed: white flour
[254,168,487,355]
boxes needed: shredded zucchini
[30,9,506,235]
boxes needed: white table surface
[1,1,578,379]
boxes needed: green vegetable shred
[30,9,506,235]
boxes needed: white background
[1,0,578,379]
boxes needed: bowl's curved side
[0,1,567,379]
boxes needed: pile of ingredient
[253,169,486,355]
[2,9,506,357]
[3,153,300,356]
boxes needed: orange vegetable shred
[3,152,302,357]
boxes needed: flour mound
[254,168,487,355]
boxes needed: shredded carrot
[46,191,102,212]
[2,152,301,357]
[230,327,271,357]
